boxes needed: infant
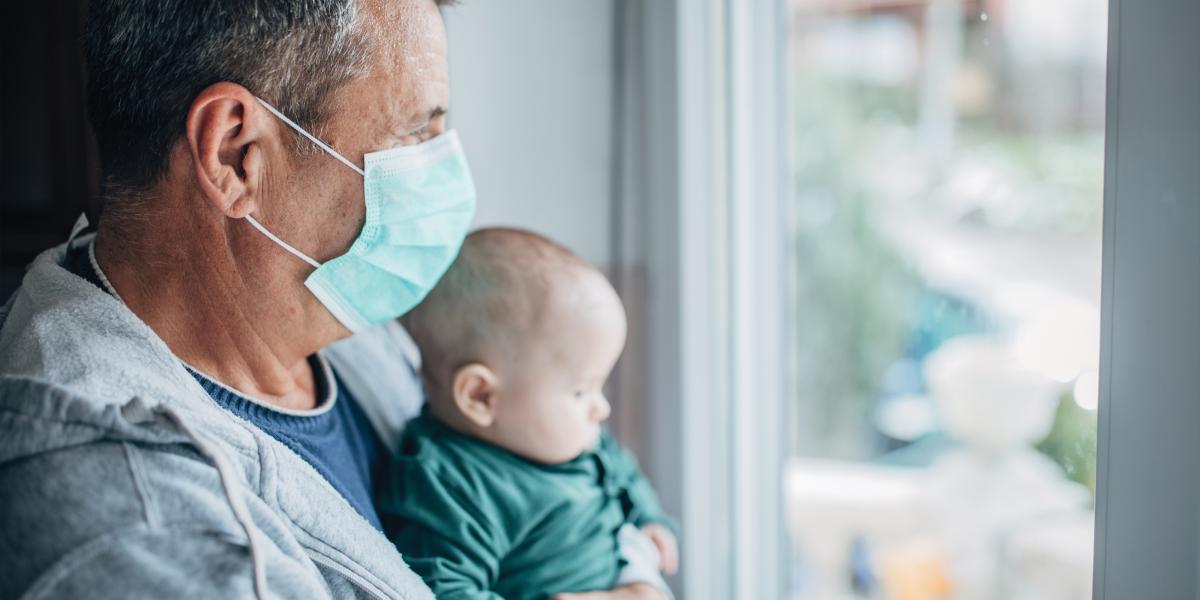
[379,227,677,600]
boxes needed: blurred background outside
[784,1,1105,598]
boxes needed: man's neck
[93,208,342,411]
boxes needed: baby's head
[402,227,627,464]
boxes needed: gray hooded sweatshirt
[0,237,434,599]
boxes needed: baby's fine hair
[401,227,594,398]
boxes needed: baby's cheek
[535,418,573,447]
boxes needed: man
[0,1,666,598]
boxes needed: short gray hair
[84,0,449,193]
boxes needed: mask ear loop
[246,97,367,269]
[254,97,365,176]
[244,215,322,269]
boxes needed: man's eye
[394,129,430,147]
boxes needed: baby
[380,227,677,600]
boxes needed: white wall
[443,1,616,267]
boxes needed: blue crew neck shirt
[185,359,384,530]
[65,239,385,530]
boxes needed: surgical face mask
[248,97,476,333]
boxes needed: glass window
[784,1,1106,598]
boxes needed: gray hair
[84,0,448,195]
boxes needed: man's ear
[452,363,500,428]
[185,82,276,219]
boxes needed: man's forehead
[393,55,449,125]
[336,0,448,141]
[381,5,448,105]
[365,0,448,67]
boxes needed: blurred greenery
[789,68,1102,482]
[1037,393,1099,499]
[790,76,917,458]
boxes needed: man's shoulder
[0,438,249,597]
[0,376,260,592]
[0,436,332,599]
[0,434,250,536]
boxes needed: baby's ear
[452,363,499,428]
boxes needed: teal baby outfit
[379,412,674,600]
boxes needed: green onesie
[379,411,674,600]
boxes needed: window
[784,1,1106,598]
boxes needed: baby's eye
[573,390,586,400]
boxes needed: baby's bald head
[403,227,627,463]
[403,227,617,399]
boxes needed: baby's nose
[592,395,611,422]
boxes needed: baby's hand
[640,523,678,576]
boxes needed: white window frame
[631,0,789,598]
[1092,0,1200,597]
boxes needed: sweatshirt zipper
[306,550,392,600]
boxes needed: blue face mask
[247,98,476,333]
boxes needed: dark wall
[0,1,98,300]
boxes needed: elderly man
[0,1,666,598]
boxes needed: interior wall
[443,1,616,267]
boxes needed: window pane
[785,1,1106,598]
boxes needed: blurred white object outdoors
[786,460,934,598]
[787,337,1093,599]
